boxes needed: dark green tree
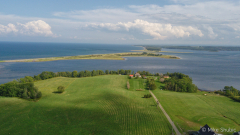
[72,70,78,77]
[105,70,109,74]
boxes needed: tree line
[215,86,240,102]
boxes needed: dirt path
[149,90,182,135]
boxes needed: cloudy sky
[0,0,240,45]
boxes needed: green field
[1,75,240,135]
[152,90,240,135]
[0,75,172,135]
[128,78,146,91]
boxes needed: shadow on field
[15,92,172,135]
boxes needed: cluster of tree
[163,72,198,93]
[141,52,162,56]
[0,81,42,100]
[143,94,152,98]
[214,86,240,102]
[147,77,157,90]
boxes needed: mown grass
[152,90,240,135]
[128,78,146,91]
[0,75,172,135]
[3,52,180,62]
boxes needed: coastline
[2,52,180,63]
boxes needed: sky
[0,0,240,45]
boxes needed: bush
[21,91,28,99]
[57,86,65,93]
[36,91,42,98]
[30,91,36,99]
[144,94,152,98]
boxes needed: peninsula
[2,52,180,62]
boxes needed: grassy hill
[0,75,172,135]
[152,90,240,135]
[1,75,240,135]
[128,77,240,134]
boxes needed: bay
[0,42,239,90]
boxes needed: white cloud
[0,20,56,37]
[236,36,240,38]
[0,23,18,34]
[87,19,203,40]
[226,23,240,31]
[17,20,54,36]
[204,26,218,39]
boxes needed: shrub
[21,91,28,99]
[144,94,152,98]
[57,86,65,93]
[36,91,42,98]
[30,91,36,99]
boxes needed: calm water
[0,42,240,90]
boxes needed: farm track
[149,90,182,135]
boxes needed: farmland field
[152,90,240,135]
[0,75,172,135]
[128,78,146,91]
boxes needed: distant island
[134,45,240,52]
[1,52,180,62]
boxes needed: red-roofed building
[129,75,134,78]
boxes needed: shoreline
[2,52,180,63]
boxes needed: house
[189,124,217,135]
[134,72,141,78]
[129,75,133,78]
[233,131,240,135]
[163,75,169,79]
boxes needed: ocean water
[0,42,240,90]
[0,42,141,60]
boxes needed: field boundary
[149,90,181,135]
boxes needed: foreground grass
[2,52,180,62]
[0,76,172,135]
[152,90,240,135]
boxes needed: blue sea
[0,42,240,90]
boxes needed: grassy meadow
[0,75,172,135]
[152,90,240,135]
[129,77,240,134]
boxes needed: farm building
[163,76,169,79]
[129,75,133,78]
[142,75,147,79]
[134,72,141,78]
